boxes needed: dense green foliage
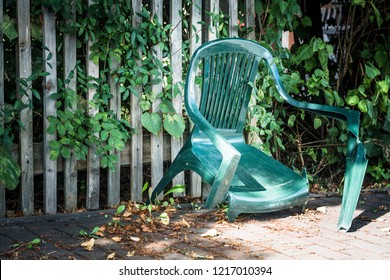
[239,0,389,189]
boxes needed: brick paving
[0,191,389,260]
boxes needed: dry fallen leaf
[127,251,135,257]
[316,206,327,214]
[106,252,115,260]
[122,211,132,218]
[201,228,220,237]
[181,218,191,228]
[81,238,95,251]
[130,236,140,242]
[112,236,122,242]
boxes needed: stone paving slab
[0,192,389,260]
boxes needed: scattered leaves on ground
[81,238,95,251]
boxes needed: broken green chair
[149,38,368,231]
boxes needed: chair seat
[191,132,309,220]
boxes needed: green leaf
[101,130,109,141]
[377,80,389,94]
[301,16,312,27]
[324,90,335,106]
[163,184,186,197]
[142,182,149,193]
[1,15,18,41]
[57,123,66,136]
[47,124,56,135]
[49,141,62,150]
[328,127,339,137]
[116,204,126,215]
[0,145,21,190]
[141,112,162,135]
[30,238,41,245]
[351,0,365,6]
[163,114,185,138]
[50,149,60,160]
[159,100,176,114]
[314,117,322,129]
[365,63,380,79]
[112,138,125,150]
[345,95,360,106]
[370,1,383,28]
[61,146,71,159]
[375,50,388,68]
[60,138,71,145]
[358,100,368,113]
[110,129,124,140]
[287,115,296,127]
[139,100,151,111]
[294,45,314,64]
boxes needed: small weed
[79,226,100,238]
[116,204,126,215]
[191,202,202,210]
[13,238,41,249]
[1,238,42,256]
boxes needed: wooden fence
[0,0,258,217]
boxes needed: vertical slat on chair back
[199,51,260,131]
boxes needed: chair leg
[148,158,186,204]
[337,142,368,231]
[301,200,308,214]
[227,209,240,222]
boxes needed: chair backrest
[185,38,276,133]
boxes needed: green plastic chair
[149,38,368,231]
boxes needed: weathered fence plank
[0,0,5,218]
[229,2,238,37]
[245,0,256,40]
[170,0,185,196]
[42,7,58,214]
[130,0,143,202]
[189,0,203,198]
[86,0,100,210]
[108,48,121,207]
[17,0,34,215]
[63,7,78,211]
[150,0,164,197]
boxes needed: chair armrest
[267,62,361,137]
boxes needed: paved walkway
[0,191,389,260]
